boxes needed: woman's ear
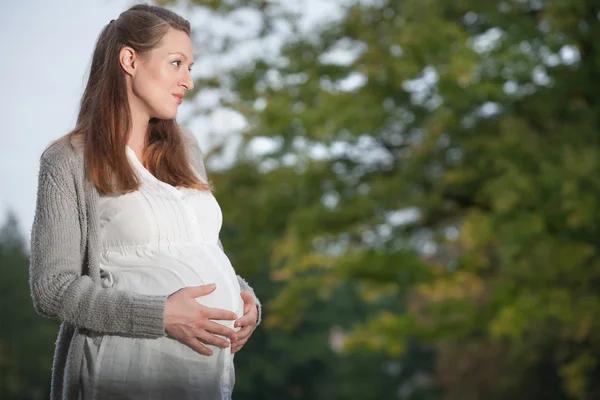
[119,46,138,76]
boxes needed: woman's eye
[171,60,181,67]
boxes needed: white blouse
[80,146,244,400]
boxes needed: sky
[0,0,135,240]
[0,0,344,243]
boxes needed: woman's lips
[173,94,184,104]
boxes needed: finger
[232,338,248,354]
[234,314,252,329]
[240,290,255,306]
[195,329,231,349]
[198,320,237,339]
[235,325,253,341]
[185,338,213,356]
[234,308,257,328]
[202,307,238,321]
[186,284,217,298]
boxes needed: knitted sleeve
[29,160,167,338]
[182,129,262,327]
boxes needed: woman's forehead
[154,30,194,59]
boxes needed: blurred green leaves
[177,0,600,398]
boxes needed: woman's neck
[127,106,150,156]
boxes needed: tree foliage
[7,0,600,397]
[155,0,600,398]
[0,212,58,400]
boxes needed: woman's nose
[181,72,194,92]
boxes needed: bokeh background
[2,0,600,399]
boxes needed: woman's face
[128,28,195,120]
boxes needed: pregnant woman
[29,4,260,399]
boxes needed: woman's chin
[151,108,178,121]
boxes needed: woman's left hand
[231,290,259,354]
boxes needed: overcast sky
[0,0,137,240]
[0,0,344,244]
[0,0,246,241]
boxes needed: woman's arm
[29,161,167,338]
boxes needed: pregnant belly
[99,242,245,327]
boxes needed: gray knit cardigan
[29,133,261,399]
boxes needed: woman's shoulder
[39,134,85,178]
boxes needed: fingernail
[209,283,216,287]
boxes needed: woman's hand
[231,290,259,354]
[164,283,238,356]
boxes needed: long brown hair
[48,4,209,194]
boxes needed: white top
[79,146,244,400]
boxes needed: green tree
[212,162,437,399]
[155,0,600,398]
[0,211,58,399]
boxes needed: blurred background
[2,0,600,399]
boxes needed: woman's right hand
[164,283,238,356]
